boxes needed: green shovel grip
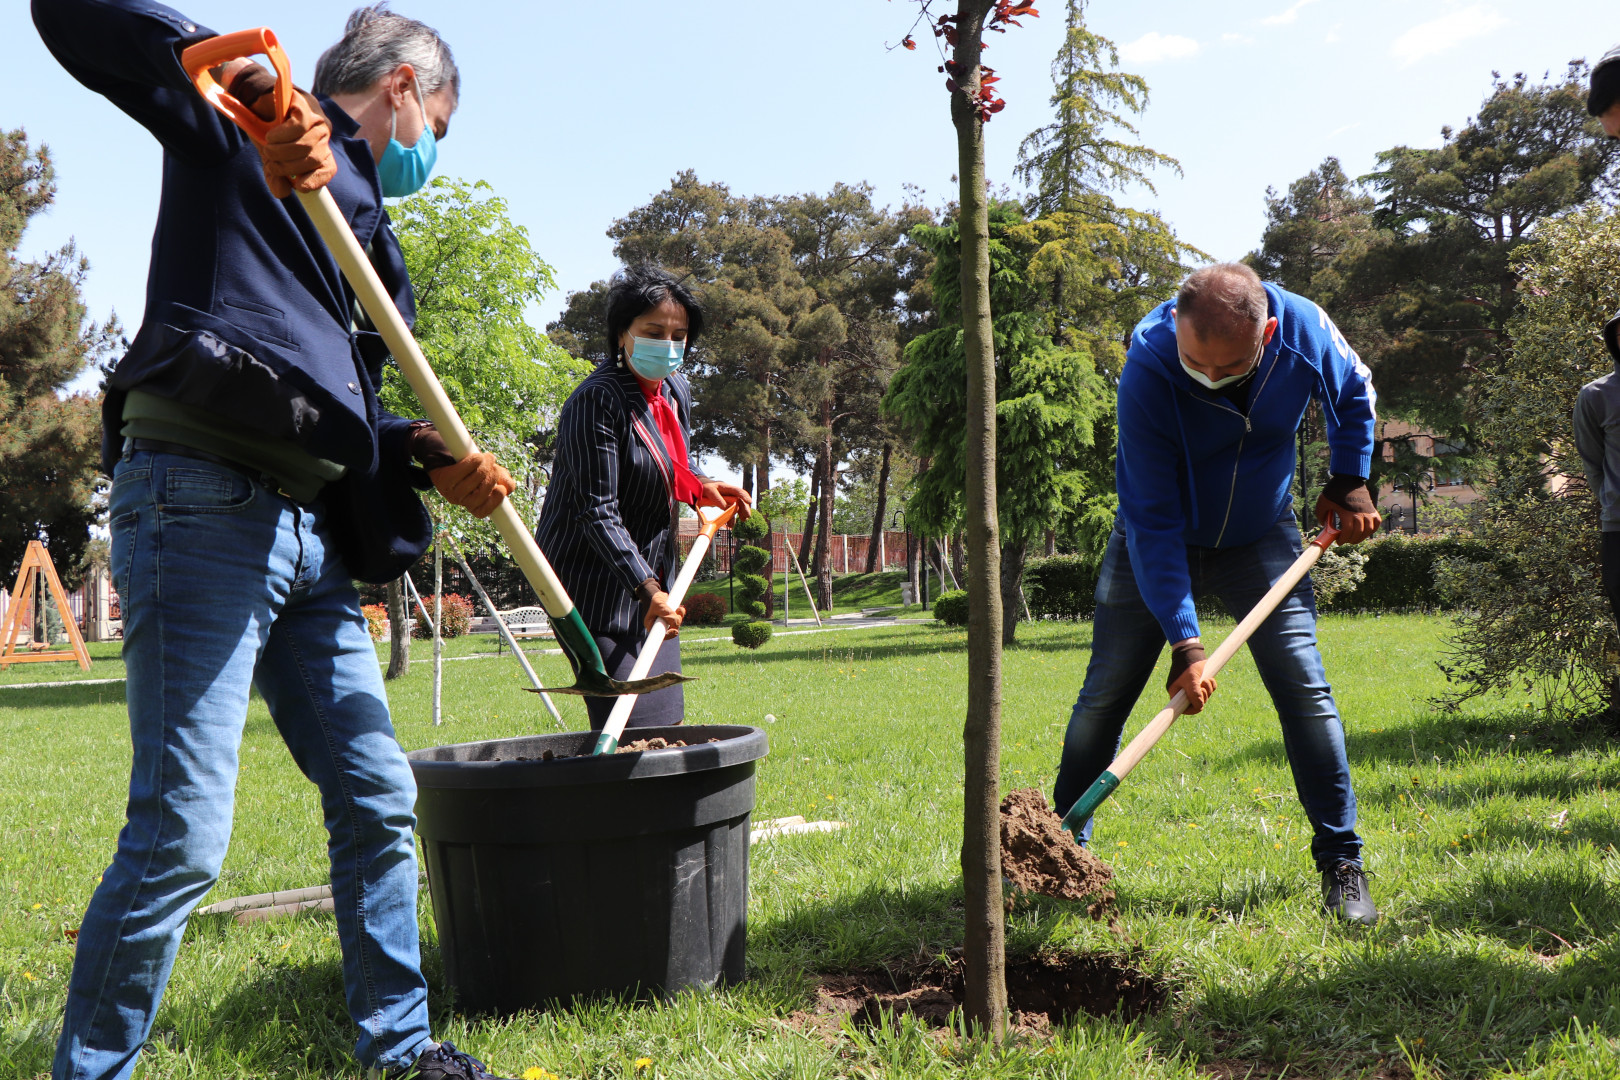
[1060,770,1120,836]
[551,608,607,680]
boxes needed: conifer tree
[0,129,115,584]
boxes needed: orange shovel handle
[180,28,294,142]
[698,501,742,541]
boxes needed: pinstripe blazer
[534,362,707,638]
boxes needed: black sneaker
[385,1042,516,1080]
[1321,862,1378,925]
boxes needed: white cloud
[1324,21,1343,44]
[1329,121,1362,137]
[1119,31,1201,64]
[1222,32,1256,45]
[1261,0,1319,27]
[1390,5,1508,67]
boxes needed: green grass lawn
[687,569,930,620]
[6,614,1620,1078]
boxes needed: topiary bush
[683,591,729,626]
[730,513,771,620]
[933,589,969,627]
[732,620,773,649]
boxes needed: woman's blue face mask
[378,79,437,198]
[627,336,685,381]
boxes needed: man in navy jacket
[1052,263,1383,925]
[36,3,518,1078]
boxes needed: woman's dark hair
[604,265,704,364]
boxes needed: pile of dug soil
[999,788,1115,916]
[806,951,1165,1032]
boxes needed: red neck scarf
[641,382,704,505]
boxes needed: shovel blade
[526,670,694,697]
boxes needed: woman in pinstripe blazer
[534,267,752,730]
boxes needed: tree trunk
[867,441,892,574]
[799,455,822,571]
[1044,528,1056,557]
[906,529,919,603]
[951,0,1007,1040]
[742,461,754,497]
[760,443,775,619]
[815,404,835,610]
[999,538,1027,646]
[951,529,965,585]
[386,576,411,680]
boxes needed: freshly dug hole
[1000,787,1116,915]
[811,951,1166,1030]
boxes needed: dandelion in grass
[635,1059,653,1071]
[522,1068,558,1080]
[23,971,35,981]
[1117,840,1128,847]
[31,903,42,910]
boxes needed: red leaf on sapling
[902,36,916,50]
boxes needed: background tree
[1339,67,1620,439]
[767,184,931,607]
[1436,205,1620,712]
[887,206,1111,644]
[386,178,590,547]
[0,129,117,586]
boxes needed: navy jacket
[1117,283,1378,642]
[34,0,432,583]
[534,363,705,638]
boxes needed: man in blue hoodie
[1052,263,1382,925]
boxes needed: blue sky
[3,0,1611,387]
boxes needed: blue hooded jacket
[1116,282,1377,643]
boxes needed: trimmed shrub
[1332,534,1494,612]
[1024,554,1100,620]
[933,589,969,627]
[413,593,473,638]
[730,512,771,619]
[732,620,773,649]
[361,603,389,641]
[684,591,729,626]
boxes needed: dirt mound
[999,788,1116,915]
[809,951,1165,1031]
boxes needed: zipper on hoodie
[1189,352,1281,548]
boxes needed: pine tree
[0,129,116,584]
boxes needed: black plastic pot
[407,724,768,1014]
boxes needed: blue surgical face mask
[377,79,437,198]
[627,336,685,381]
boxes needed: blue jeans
[54,450,431,1080]
[1052,517,1363,871]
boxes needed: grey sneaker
[1321,862,1378,925]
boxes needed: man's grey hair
[313,4,459,102]
[1175,263,1268,341]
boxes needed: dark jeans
[1052,516,1363,871]
[1604,531,1620,627]
[583,630,684,729]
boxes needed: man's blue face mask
[627,336,685,381]
[377,79,437,198]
